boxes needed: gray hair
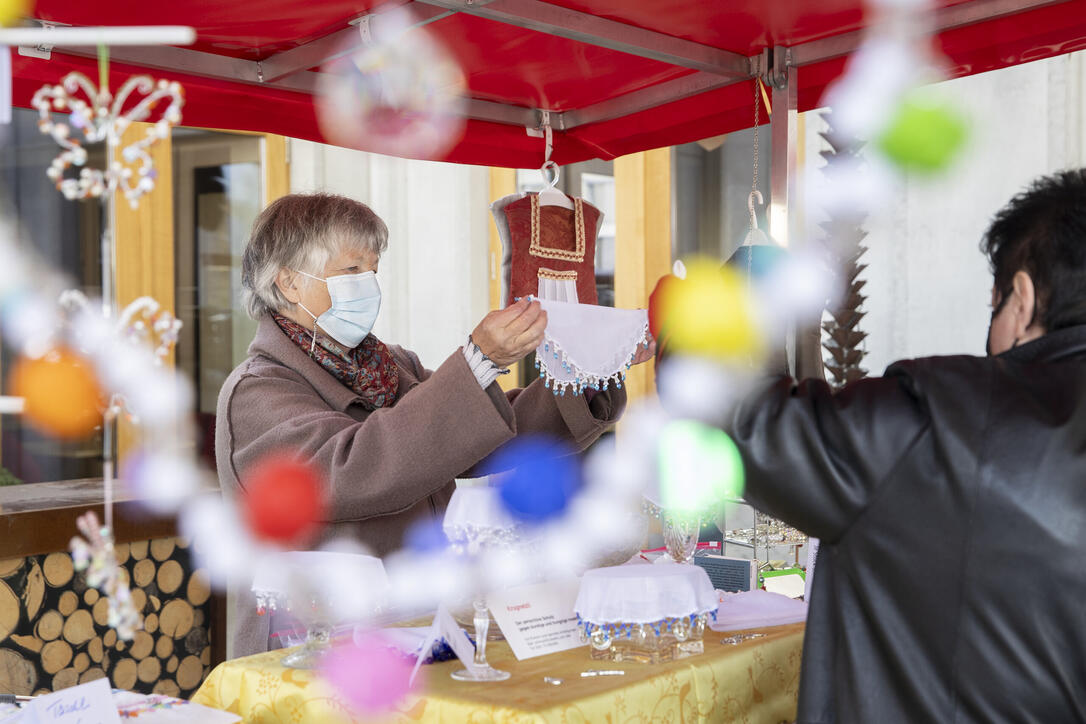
[241,193,389,319]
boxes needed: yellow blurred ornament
[10,347,104,439]
[654,258,764,363]
[0,0,28,28]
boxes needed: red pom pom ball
[240,455,327,545]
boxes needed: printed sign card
[487,578,584,660]
[23,678,121,724]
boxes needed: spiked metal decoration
[818,111,869,389]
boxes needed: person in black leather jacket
[727,169,1086,722]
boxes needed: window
[0,108,104,484]
[172,130,264,467]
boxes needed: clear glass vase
[450,598,510,682]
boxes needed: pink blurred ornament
[320,632,415,715]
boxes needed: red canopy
[13,0,1086,167]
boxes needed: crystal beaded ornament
[32,71,183,207]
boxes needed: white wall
[288,140,492,370]
[805,52,1086,375]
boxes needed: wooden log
[35,610,63,641]
[187,572,211,607]
[150,539,175,562]
[43,552,74,587]
[159,600,193,639]
[130,541,149,561]
[156,561,183,595]
[88,637,104,664]
[33,689,50,696]
[184,628,208,655]
[83,589,99,606]
[176,537,190,549]
[52,667,79,691]
[137,656,161,684]
[154,635,173,660]
[79,668,106,684]
[149,595,161,612]
[166,655,178,673]
[133,559,155,588]
[131,589,148,615]
[144,613,158,634]
[10,634,42,653]
[152,679,180,697]
[72,652,89,674]
[176,655,204,691]
[103,629,117,648]
[0,558,24,578]
[129,631,154,659]
[114,543,130,566]
[0,579,20,640]
[92,598,110,627]
[200,646,210,667]
[58,590,78,616]
[112,658,137,689]
[62,610,95,646]
[23,562,44,621]
[41,639,73,674]
[116,640,126,653]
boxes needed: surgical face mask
[295,269,381,351]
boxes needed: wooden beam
[262,134,290,205]
[614,148,671,403]
[487,167,520,391]
[114,121,175,459]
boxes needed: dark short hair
[981,169,1086,331]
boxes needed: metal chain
[748,76,760,282]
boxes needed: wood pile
[0,537,213,698]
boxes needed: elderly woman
[216,193,642,656]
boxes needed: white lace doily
[442,485,517,543]
[533,298,649,396]
[574,563,717,625]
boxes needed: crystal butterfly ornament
[70,511,141,640]
[31,73,183,208]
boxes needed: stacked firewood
[0,537,212,697]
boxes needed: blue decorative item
[727,243,787,280]
[404,517,449,553]
[485,436,580,523]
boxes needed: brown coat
[215,314,625,656]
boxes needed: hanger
[536,115,573,210]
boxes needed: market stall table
[192,622,804,723]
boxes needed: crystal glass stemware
[662,513,701,564]
[450,597,510,681]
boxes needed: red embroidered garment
[497,193,600,306]
[272,313,399,410]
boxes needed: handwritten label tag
[488,578,584,660]
[24,678,121,724]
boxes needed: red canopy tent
[9,0,1086,168]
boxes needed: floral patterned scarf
[272,312,399,410]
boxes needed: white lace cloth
[442,485,516,540]
[574,563,717,625]
[534,298,649,396]
[709,589,808,632]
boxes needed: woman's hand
[471,298,548,368]
[630,336,657,366]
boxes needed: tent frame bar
[22,0,1068,137]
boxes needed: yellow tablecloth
[193,623,804,724]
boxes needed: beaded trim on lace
[534,319,650,397]
[529,193,586,262]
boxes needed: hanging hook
[747,189,763,235]
[539,110,559,187]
